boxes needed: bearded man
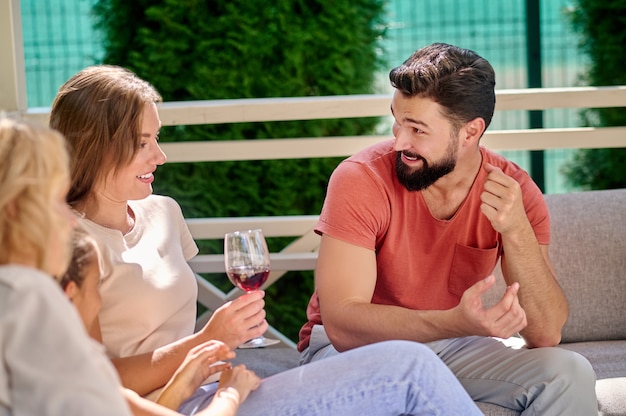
[297,43,598,415]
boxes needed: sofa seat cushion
[230,344,300,378]
[559,340,626,380]
[476,402,519,415]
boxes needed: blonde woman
[0,117,131,415]
[0,117,264,416]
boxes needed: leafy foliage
[93,0,387,341]
[562,0,626,189]
[564,148,626,190]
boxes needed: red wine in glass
[227,267,270,292]
[224,229,278,348]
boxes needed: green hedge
[563,0,626,190]
[94,0,387,341]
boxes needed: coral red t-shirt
[297,140,549,352]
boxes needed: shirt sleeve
[165,196,199,261]
[316,160,389,251]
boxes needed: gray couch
[231,188,626,415]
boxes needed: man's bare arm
[316,234,528,351]
[481,163,568,347]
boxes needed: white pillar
[0,0,27,115]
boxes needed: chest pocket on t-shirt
[448,242,499,297]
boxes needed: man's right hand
[454,274,527,339]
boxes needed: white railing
[19,86,626,158]
[10,87,626,348]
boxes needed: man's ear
[64,280,79,302]
[463,117,486,144]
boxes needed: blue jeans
[179,340,481,415]
[303,326,598,415]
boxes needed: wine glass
[224,228,278,348]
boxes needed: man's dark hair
[389,43,496,134]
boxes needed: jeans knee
[373,340,437,361]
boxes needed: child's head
[59,226,102,333]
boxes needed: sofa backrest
[485,189,626,343]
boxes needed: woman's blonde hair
[0,117,71,272]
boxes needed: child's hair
[59,226,99,290]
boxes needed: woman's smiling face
[98,102,166,202]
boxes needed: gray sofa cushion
[545,189,626,343]
[559,340,626,380]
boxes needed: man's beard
[395,141,458,191]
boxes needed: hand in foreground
[217,365,261,404]
[480,163,530,235]
[156,340,236,410]
[454,274,527,339]
[197,366,261,416]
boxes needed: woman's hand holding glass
[224,229,278,348]
[200,292,269,350]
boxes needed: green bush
[94,0,387,341]
[563,0,626,189]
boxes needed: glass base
[237,336,280,349]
